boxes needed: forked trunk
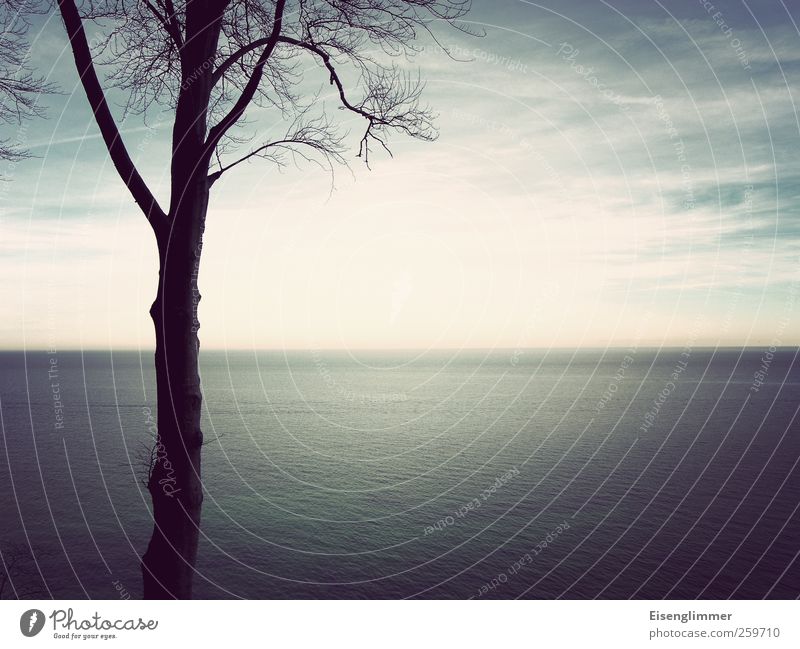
[141,184,208,599]
[58,0,232,599]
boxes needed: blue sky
[1,0,798,349]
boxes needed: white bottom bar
[2,600,796,647]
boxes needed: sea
[1,348,798,599]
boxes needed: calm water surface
[1,348,798,598]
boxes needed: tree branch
[277,36,378,122]
[208,139,300,182]
[57,0,169,236]
[208,108,346,184]
[276,35,434,165]
[204,0,286,155]
[143,0,184,53]
[0,0,55,163]
[211,36,271,87]
[162,0,184,49]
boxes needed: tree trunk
[141,181,208,599]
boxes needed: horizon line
[2,345,798,353]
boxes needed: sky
[1,0,799,350]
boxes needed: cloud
[2,2,799,348]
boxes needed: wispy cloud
[1,1,798,348]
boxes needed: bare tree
[0,0,52,161]
[54,0,473,598]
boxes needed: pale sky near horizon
[1,0,799,350]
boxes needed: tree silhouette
[54,0,473,598]
[0,0,53,161]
